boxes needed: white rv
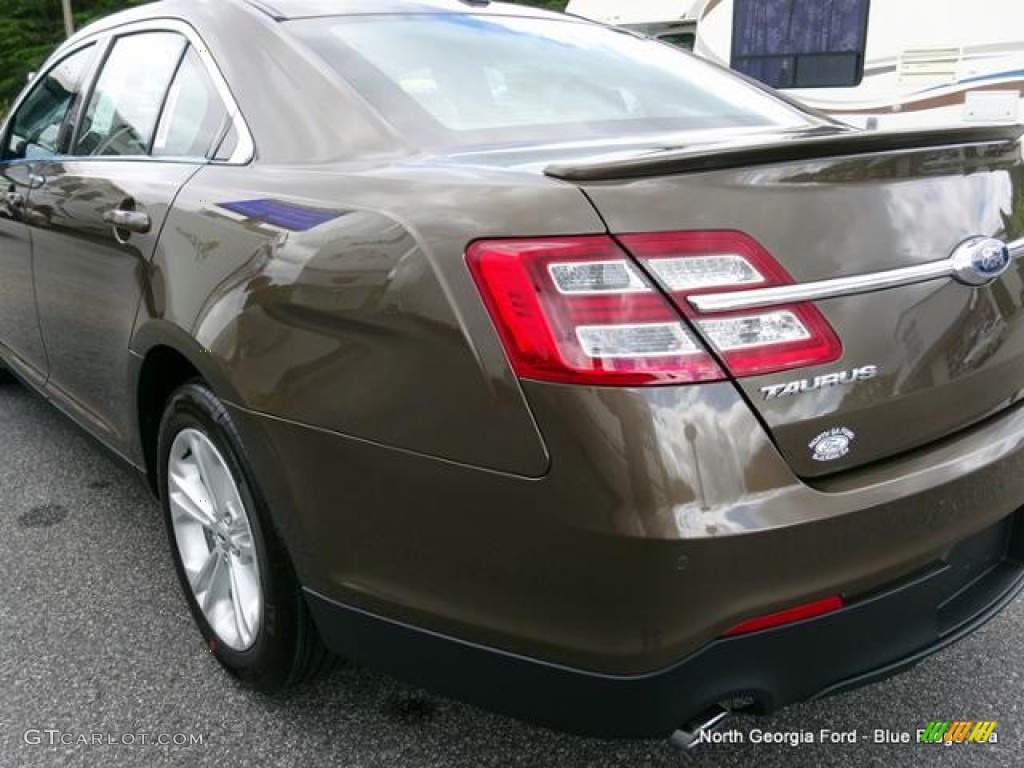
[694,0,1024,128]
[565,0,701,49]
[569,0,1024,128]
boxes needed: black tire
[157,381,335,691]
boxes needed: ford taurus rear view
[1,0,1023,743]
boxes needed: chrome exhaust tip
[670,705,732,750]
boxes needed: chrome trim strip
[692,238,1024,313]
[691,259,958,314]
[1010,238,1024,260]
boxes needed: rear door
[566,129,1024,478]
[27,28,232,450]
[0,44,98,383]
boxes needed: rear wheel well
[138,346,202,494]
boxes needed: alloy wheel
[167,428,262,651]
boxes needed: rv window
[658,33,696,52]
[731,0,870,89]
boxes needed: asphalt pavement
[1,380,1021,768]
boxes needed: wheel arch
[131,320,246,493]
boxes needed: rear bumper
[306,509,1024,738]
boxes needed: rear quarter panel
[136,162,608,477]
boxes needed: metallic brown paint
[29,159,202,449]
[225,382,1024,674]
[0,164,48,386]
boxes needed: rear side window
[3,45,96,161]
[74,32,186,157]
[152,47,230,159]
[289,14,812,148]
[732,0,871,89]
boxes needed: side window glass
[213,123,240,162]
[3,45,96,161]
[74,32,186,157]
[152,47,230,159]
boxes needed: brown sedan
[1,0,1023,743]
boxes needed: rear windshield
[288,14,813,147]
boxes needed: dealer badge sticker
[810,427,855,462]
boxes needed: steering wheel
[93,124,141,157]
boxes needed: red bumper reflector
[723,595,845,637]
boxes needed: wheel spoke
[227,510,250,535]
[189,435,214,505]
[230,528,254,552]
[205,439,239,518]
[224,496,246,525]
[190,549,221,594]
[227,557,254,647]
[169,471,216,529]
[200,552,227,615]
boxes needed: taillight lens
[466,237,724,386]
[619,231,842,378]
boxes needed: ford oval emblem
[951,237,1012,287]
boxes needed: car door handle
[103,208,151,234]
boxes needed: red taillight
[723,595,845,637]
[619,231,843,378]
[466,236,725,386]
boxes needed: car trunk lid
[547,125,1024,478]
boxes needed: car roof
[63,0,576,53]
[239,0,568,21]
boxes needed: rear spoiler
[544,124,1024,182]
